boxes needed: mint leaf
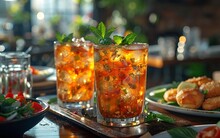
[48,97,57,104]
[99,38,112,45]
[63,33,73,42]
[145,111,175,124]
[85,35,99,44]
[145,112,156,122]
[201,90,208,95]
[113,35,123,45]
[167,127,197,138]
[98,22,106,38]
[155,112,175,124]
[85,22,115,45]
[106,27,116,37]
[121,33,137,45]
[56,33,73,43]
[89,26,102,39]
[56,33,65,43]
[113,33,137,45]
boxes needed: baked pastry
[202,96,220,110]
[200,81,220,98]
[163,88,177,102]
[185,76,212,87]
[176,88,204,109]
[177,81,198,93]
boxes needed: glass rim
[54,37,93,44]
[94,42,149,49]
[3,52,30,59]
[54,41,94,48]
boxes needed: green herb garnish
[145,111,175,124]
[85,22,115,45]
[149,88,167,99]
[0,94,36,120]
[166,101,179,106]
[85,22,137,45]
[56,33,73,43]
[48,97,57,104]
[201,90,208,95]
[113,33,137,45]
[167,127,197,138]
[145,103,175,123]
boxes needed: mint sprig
[85,22,137,45]
[85,22,115,45]
[145,111,175,124]
[56,33,73,43]
[113,33,137,45]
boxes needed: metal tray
[37,95,149,138]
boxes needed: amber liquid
[95,44,148,118]
[54,42,94,103]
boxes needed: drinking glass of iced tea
[54,38,95,109]
[95,43,148,127]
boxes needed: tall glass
[95,43,148,127]
[3,52,32,98]
[54,38,95,109]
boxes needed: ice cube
[58,70,77,83]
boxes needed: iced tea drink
[54,38,95,109]
[95,43,148,127]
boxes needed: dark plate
[0,99,49,137]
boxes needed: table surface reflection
[24,113,98,138]
[23,103,220,138]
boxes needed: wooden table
[24,65,219,137]
[23,103,219,138]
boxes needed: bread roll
[163,88,177,102]
[186,76,212,87]
[202,96,220,110]
[200,81,220,98]
[176,88,204,109]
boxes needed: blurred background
[0,0,220,87]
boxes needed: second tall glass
[54,38,95,109]
[95,43,148,127]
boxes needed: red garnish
[196,126,220,138]
[15,92,26,105]
[17,91,24,96]
[0,116,6,122]
[5,92,14,99]
[31,101,43,113]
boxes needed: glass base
[97,109,145,127]
[57,98,94,110]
